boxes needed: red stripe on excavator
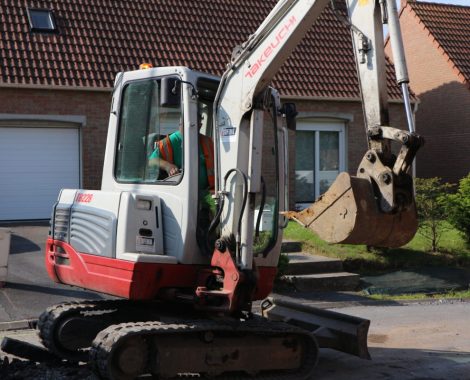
[253,266,277,300]
[45,238,277,301]
[45,238,201,299]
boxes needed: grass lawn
[283,221,470,274]
[365,288,470,301]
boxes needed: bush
[446,173,470,246]
[414,177,453,252]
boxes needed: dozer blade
[285,172,418,247]
[261,296,371,359]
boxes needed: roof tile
[0,0,403,99]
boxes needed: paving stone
[286,253,343,275]
[284,272,360,292]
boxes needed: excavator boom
[249,0,424,247]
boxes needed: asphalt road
[0,224,105,323]
[0,224,469,379]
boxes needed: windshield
[115,77,183,184]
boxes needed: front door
[295,120,346,209]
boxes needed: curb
[392,296,470,306]
[300,296,470,310]
[0,319,37,331]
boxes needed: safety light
[139,63,153,70]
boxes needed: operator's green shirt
[150,131,209,190]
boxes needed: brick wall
[0,87,410,212]
[385,5,470,183]
[0,87,111,189]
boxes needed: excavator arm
[287,0,424,246]
[213,0,423,254]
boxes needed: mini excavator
[23,0,422,378]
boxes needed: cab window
[115,78,183,183]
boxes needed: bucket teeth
[287,172,418,247]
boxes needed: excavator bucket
[285,172,418,247]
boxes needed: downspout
[412,98,419,179]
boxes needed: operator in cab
[148,116,214,192]
[149,115,216,254]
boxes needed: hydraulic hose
[223,168,248,262]
[255,176,266,238]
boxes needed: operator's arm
[149,153,179,176]
[149,133,181,177]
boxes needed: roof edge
[281,95,409,104]
[0,85,408,102]
[281,95,361,102]
[0,83,113,92]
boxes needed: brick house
[386,0,470,183]
[0,0,410,220]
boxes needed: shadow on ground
[9,235,41,254]
[316,347,470,379]
[271,290,401,309]
[2,282,105,299]
[342,246,470,273]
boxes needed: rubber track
[90,318,319,380]
[38,299,131,362]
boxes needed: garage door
[0,127,80,220]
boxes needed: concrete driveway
[314,301,470,379]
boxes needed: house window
[295,120,346,209]
[27,8,58,33]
